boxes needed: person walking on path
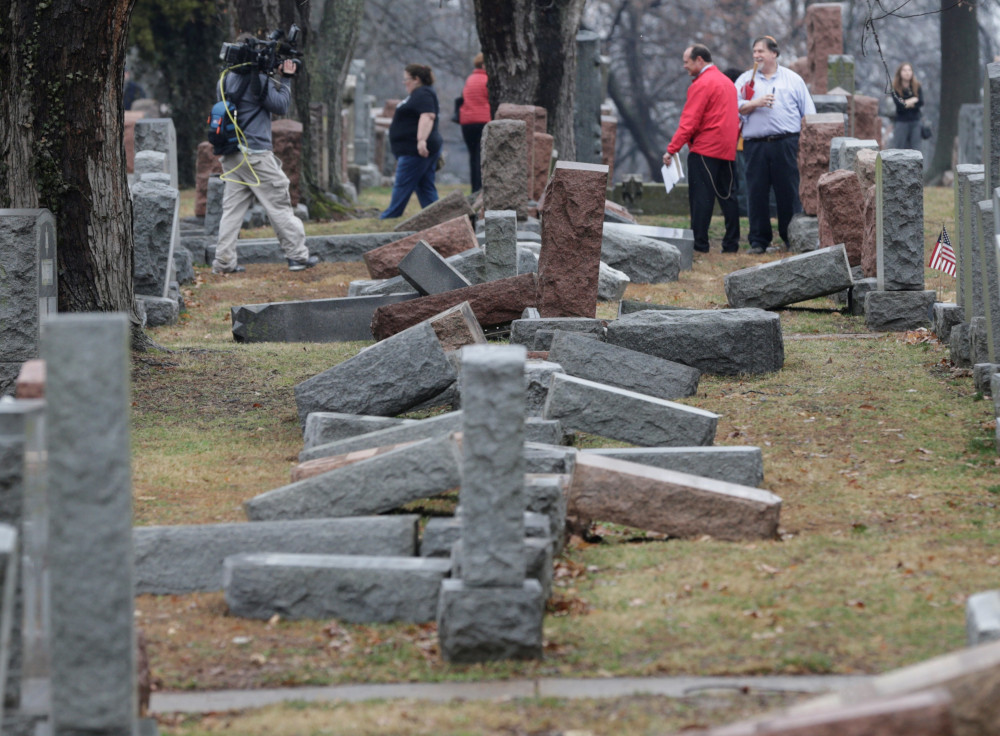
[459,53,491,194]
[890,63,924,150]
[379,64,443,219]
[735,36,815,254]
[212,52,319,274]
[663,44,740,254]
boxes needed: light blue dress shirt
[735,65,816,139]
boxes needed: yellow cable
[217,65,261,187]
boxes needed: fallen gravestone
[600,227,681,283]
[299,410,465,463]
[724,244,853,310]
[364,216,478,279]
[483,210,518,282]
[543,373,718,447]
[245,434,461,520]
[606,308,784,375]
[302,413,415,451]
[602,222,695,271]
[398,240,472,295]
[392,189,474,233]
[582,446,763,487]
[547,330,700,400]
[568,453,781,541]
[231,293,417,343]
[224,554,453,623]
[294,321,456,423]
[134,516,420,594]
[509,318,606,349]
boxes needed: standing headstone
[876,149,924,290]
[484,210,518,281]
[131,177,179,298]
[533,132,555,200]
[204,175,225,239]
[966,173,988,321]
[805,4,843,94]
[43,314,136,736]
[536,161,609,318]
[0,400,45,728]
[575,30,604,164]
[985,63,1000,195]
[827,55,855,96]
[134,118,178,189]
[798,114,846,215]
[437,344,544,662]
[816,170,865,265]
[0,209,57,396]
[956,165,985,312]
[495,105,537,201]
[133,150,166,181]
[959,103,984,166]
[482,119,529,218]
[977,200,999,360]
[350,60,371,166]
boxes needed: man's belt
[743,132,799,143]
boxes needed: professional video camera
[219,25,302,74]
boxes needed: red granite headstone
[817,170,865,266]
[532,132,555,201]
[806,3,844,94]
[536,161,609,318]
[496,104,537,201]
[363,215,478,279]
[195,142,223,218]
[798,113,847,216]
[601,115,618,183]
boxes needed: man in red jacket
[663,45,740,254]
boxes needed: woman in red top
[459,53,491,193]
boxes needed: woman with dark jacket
[379,64,442,219]
[459,53,491,194]
[891,63,924,150]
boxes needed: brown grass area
[142,187,1000,735]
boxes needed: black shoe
[211,261,246,274]
[748,246,767,255]
[288,255,320,271]
[694,246,710,253]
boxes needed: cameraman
[212,50,319,274]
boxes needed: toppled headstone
[224,553,452,622]
[135,516,419,594]
[602,223,695,271]
[524,360,565,416]
[600,228,681,283]
[294,321,456,422]
[537,161,610,317]
[426,301,488,351]
[568,453,780,541]
[137,294,180,328]
[292,441,419,481]
[543,373,718,447]
[300,410,464,462]
[598,261,630,301]
[548,330,700,400]
[724,244,853,310]
[510,317,605,349]
[303,413,414,451]
[606,308,784,375]
[363,216,477,279]
[371,273,538,340]
[583,446,763,487]
[398,240,472,295]
[245,434,461,521]
[392,189,474,233]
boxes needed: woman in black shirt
[379,64,443,219]
[891,63,924,150]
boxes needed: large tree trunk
[227,0,365,212]
[0,0,143,331]
[931,0,979,182]
[474,0,584,161]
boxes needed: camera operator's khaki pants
[214,151,309,269]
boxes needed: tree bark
[474,0,584,161]
[931,0,979,182]
[0,0,144,336]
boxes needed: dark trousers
[743,135,802,249]
[462,122,487,193]
[687,152,740,252]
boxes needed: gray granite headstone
[131,178,178,298]
[204,175,224,238]
[458,344,526,588]
[601,222,695,271]
[828,137,849,171]
[134,118,178,189]
[398,241,472,295]
[350,60,371,166]
[600,228,681,284]
[813,95,848,116]
[574,30,604,164]
[876,149,924,290]
[956,165,986,311]
[967,174,988,321]
[133,150,166,181]
[482,120,528,218]
[43,314,136,736]
[985,63,1000,195]
[840,139,879,172]
[0,524,17,720]
[958,103,984,166]
[724,244,853,310]
[484,210,518,282]
[0,209,57,396]
[977,200,999,361]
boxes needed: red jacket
[459,69,491,125]
[667,65,739,161]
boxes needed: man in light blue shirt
[735,36,816,254]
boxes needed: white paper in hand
[661,157,683,194]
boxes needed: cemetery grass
[137,187,1000,704]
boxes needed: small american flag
[928,226,956,277]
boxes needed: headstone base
[436,578,544,663]
[932,302,965,343]
[863,290,935,332]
